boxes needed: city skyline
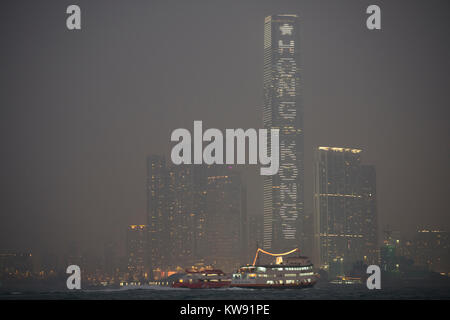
[0,0,449,261]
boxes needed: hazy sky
[1,0,449,255]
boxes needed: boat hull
[172,281,231,289]
[231,280,316,289]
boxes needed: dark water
[1,282,450,300]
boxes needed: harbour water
[1,282,449,300]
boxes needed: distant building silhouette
[379,228,450,277]
[103,241,118,277]
[360,165,379,265]
[126,225,148,280]
[380,229,402,273]
[0,252,33,276]
[412,229,450,273]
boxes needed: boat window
[286,280,295,284]
[256,267,267,272]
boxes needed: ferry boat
[231,248,319,289]
[172,267,231,289]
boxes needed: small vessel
[172,267,231,289]
[231,248,319,289]
[330,276,362,285]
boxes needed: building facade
[263,14,305,253]
[204,167,247,272]
[147,156,248,276]
[313,147,378,272]
[147,156,198,273]
[167,165,196,268]
[147,155,169,274]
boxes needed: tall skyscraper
[147,155,169,273]
[313,147,378,272]
[167,164,196,267]
[313,147,363,270]
[191,165,210,262]
[147,156,196,271]
[263,14,304,252]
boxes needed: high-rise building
[147,155,169,272]
[167,165,196,267]
[126,225,148,280]
[191,165,210,262]
[263,14,305,252]
[147,156,198,271]
[313,147,378,271]
[204,166,247,272]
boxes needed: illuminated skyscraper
[147,155,169,272]
[263,15,304,252]
[147,156,196,270]
[167,164,196,267]
[313,147,378,271]
[313,147,363,270]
